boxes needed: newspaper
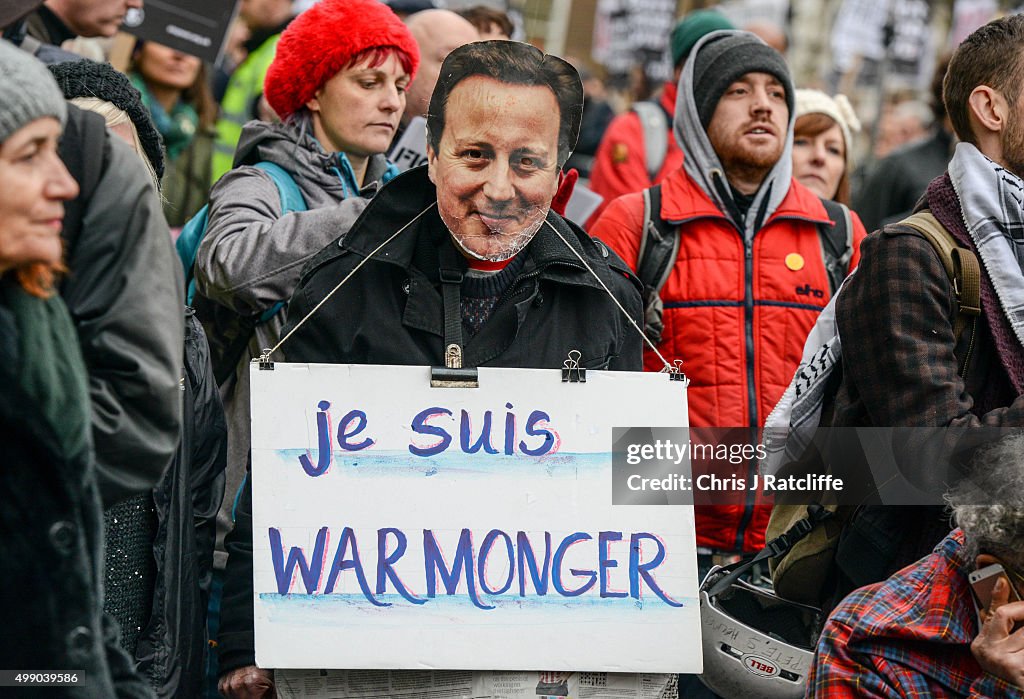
[275,670,673,699]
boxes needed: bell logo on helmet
[742,655,781,678]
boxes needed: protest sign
[388,116,429,173]
[250,363,698,672]
[121,0,238,64]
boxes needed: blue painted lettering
[409,408,453,457]
[337,409,373,451]
[299,401,333,476]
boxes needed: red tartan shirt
[807,530,1024,698]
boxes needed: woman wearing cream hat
[791,88,861,204]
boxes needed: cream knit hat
[794,88,861,155]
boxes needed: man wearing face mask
[215,41,642,697]
[275,40,643,369]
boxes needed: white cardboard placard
[250,363,698,672]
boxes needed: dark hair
[457,5,513,38]
[944,15,1024,145]
[426,40,583,167]
[794,112,850,205]
[931,52,951,123]
[132,40,219,130]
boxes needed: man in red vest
[592,30,867,565]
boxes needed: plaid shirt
[807,530,1024,698]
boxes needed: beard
[441,205,549,262]
[714,136,784,188]
[1001,115,1024,180]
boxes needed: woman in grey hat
[0,39,153,697]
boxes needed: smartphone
[969,563,1022,628]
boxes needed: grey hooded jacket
[673,29,796,239]
[194,117,393,568]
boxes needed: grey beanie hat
[0,40,67,144]
[691,31,793,129]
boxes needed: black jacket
[58,105,184,507]
[217,165,644,674]
[280,165,643,369]
[134,309,227,698]
[853,129,955,232]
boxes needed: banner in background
[122,0,238,64]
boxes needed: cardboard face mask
[426,41,583,262]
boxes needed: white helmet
[698,565,821,699]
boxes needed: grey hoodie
[195,117,391,568]
[195,117,391,330]
[673,30,795,241]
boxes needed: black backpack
[636,184,854,345]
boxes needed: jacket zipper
[735,237,759,552]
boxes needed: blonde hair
[69,96,161,192]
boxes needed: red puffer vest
[593,167,866,552]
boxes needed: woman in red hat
[189,2,419,695]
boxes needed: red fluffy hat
[265,0,420,120]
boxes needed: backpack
[636,184,854,345]
[632,101,669,181]
[174,162,307,384]
[763,210,981,609]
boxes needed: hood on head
[673,29,795,239]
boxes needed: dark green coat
[0,278,154,698]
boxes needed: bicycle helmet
[698,564,821,698]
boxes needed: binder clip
[257,349,274,371]
[562,349,586,383]
[666,359,687,382]
[430,366,479,388]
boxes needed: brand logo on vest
[795,284,825,299]
[742,654,781,677]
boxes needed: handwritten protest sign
[250,363,699,672]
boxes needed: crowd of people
[0,0,1022,697]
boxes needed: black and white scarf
[948,142,1024,349]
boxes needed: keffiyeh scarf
[948,142,1024,350]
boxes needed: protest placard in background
[388,116,429,173]
[121,0,239,64]
[250,364,698,672]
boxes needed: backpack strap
[707,504,834,598]
[636,185,680,345]
[254,161,308,215]
[203,163,308,383]
[900,211,981,377]
[637,185,679,294]
[632,101,668,181]
[817,198,854,296]
[250,162,308,321]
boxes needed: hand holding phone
[970,563,1022,627]
[970,566,1024,689]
